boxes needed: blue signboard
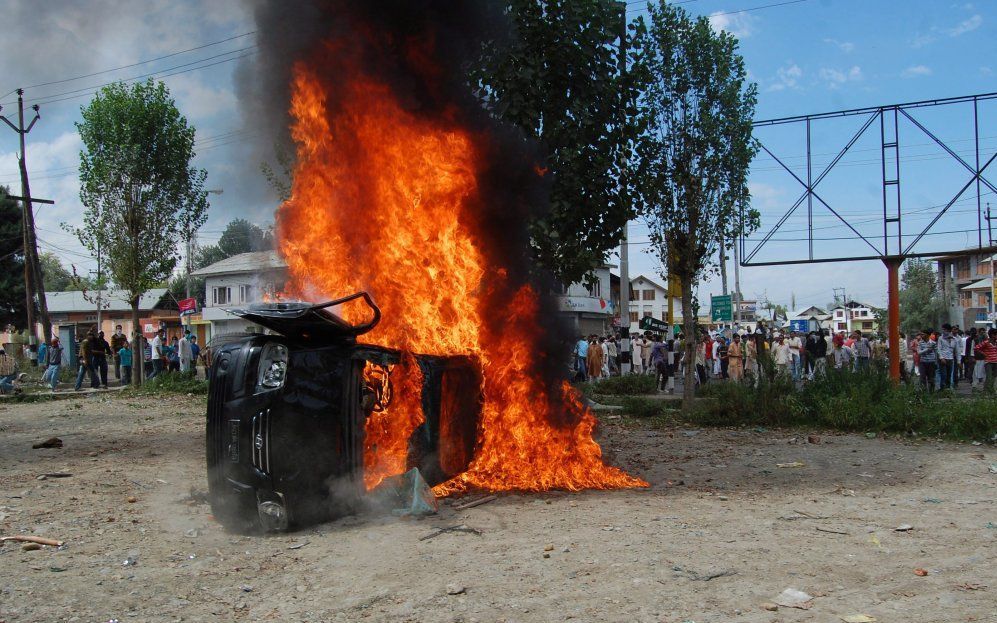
[790,319,809,333]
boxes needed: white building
[190,251,288,338]
[623,274,683,334]
[555,265,615,336]
[828,301,879,335]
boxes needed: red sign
[178,297,197,317]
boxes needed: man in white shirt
[631,336,644,374]
[787,331,803,381]
[178,331,193,372]
[773,336,791,376]
[150,330,165,379]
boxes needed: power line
[2,31,256,95]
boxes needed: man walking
[852,330,872,371]
[179,331,193,373]
[573,336,589,382]
[149,329,165,379]
[42,337,63,392]
[918,329,938,392]
[74,331,97,391]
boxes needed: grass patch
[126,371,208,396]
[690,365,997,441]
[579,374,658,397]
[621,396,668,418]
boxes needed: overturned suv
[205,292,482,533]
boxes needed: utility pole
[617,1,632,374]
[732,236,743,327]
[0,89,51,346]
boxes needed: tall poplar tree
[634,2,759,404]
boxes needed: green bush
[689,365,997,441]
[127,371,208,396]
[580,374,658,396]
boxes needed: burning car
[205,292,482,532]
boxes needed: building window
[239,285,254,303]
[586,281,601,298]
[661,310,668,320]
[629,311,638,323]
[960,291,973,308]
[979,262,992,276]
[642,289,655,301]
[212,287,232,305]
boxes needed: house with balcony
[829,300,879,335]
[190,251,289,339]
[554,265,615,336]
[935,251,993,328]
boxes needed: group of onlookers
[573,322,997,394]
[905,324,997,392]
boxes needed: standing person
[717,337,730,379]
[42,337,63,392]
[179,331,194,373]
[773,335,791,376]
[852,330,871,371]
[976,329,997,391]
[695,335,707,386]
[936,324,957,390]
[37,340,48,374]
[110,325,127,381]
[743,335,758,384]
[898,332,912,381]
[650,334,668,391]
[832,338,854,369]
[805,332,819,379]
[0,348,19,394]
[143,336,153,378]
[787,331,803,380]
[189,336,201,379]
[149,329,165,379]
[606,336,618,376]
[951,327,963,388]
[91,331,110,389]
[573,336,589,382]
[642,333,653,375]
[728,334,744,382]
[599,337,610,378]
[631,334,644,375]
[918,329,938,392]
[586,336,603,381]
[118,340,133,385]
[74,331,96,391]
[963,328,977,386]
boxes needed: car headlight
[257,343,288,391]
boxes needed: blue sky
[0,0,993,311]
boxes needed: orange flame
[277,56,645,495]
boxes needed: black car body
[205,293,481,532]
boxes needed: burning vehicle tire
[205,292,482,533]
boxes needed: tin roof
[190,251,288,277]
[46,288,170,313]
[961,277,992,291]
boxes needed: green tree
[899,258,948,334]
[0,187,26,329]
[218,218,272,256]
[75,79,208,385]
[634,2,759,405]
[474,0,643,284]
[38,252,77,292]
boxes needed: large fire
[275,31,646,496]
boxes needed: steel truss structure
[740,91,997,379]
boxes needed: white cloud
[708,12,756,39]
[947,14,982,36]
[767,63,802,92]
[901,64,933,78]
[819,65,862,88]
[823,38,855,53]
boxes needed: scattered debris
[38,472,72,479]
[126,496,137,503]
[288,541,309,550]
[777,461,806,468]
[184,528,199,538]
[816,527,850,535]
[914,568,928,576]
[419,524,482,542]
[240,585,253,593]
[760,602,779,612]
[49,566,67,572]
[445,583,465,595]
[453,495,497,511]
[122,556,138,567]
[21,542,41,551]
[544,544,554,551]
[1,535,64,547]
[955,582,986,591]
[840,615,877,623]
[830,485,856,496]
[989,464,997,474]
[807,435,821,444]
[32,437,63,449]
[895,524,913,532]
[923,498,941,504]
[773,588,814,610]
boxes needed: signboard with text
[711,295,732,322]
[638,316,669,332]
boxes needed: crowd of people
[23,325,211,393]
[574,322,997,394]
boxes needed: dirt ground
[1,394,994,623]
